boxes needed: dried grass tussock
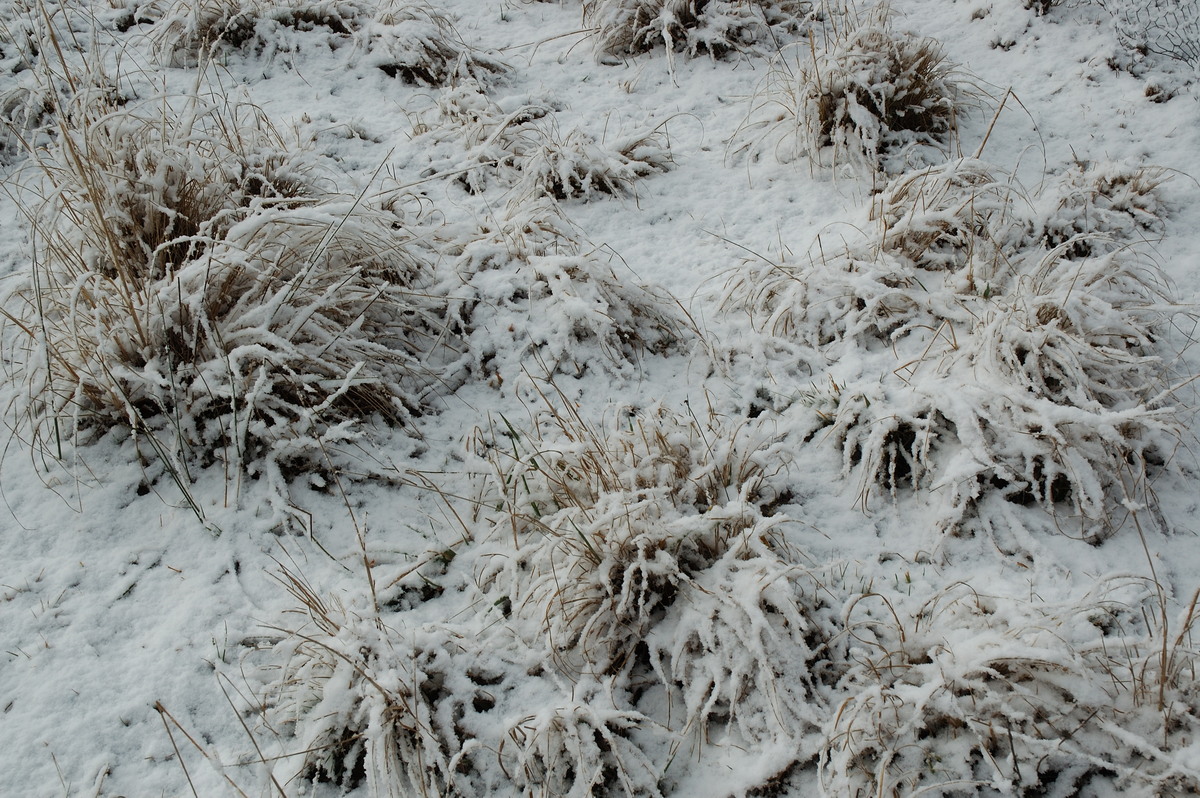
[516,124,673,203]
[442,205,684,383]
[822,579,1200,796]
[499,688,662,798]
[471,394,834,747]
[269,562,667,797]
[268,569,485,796]
[736,2,972,173]
[724,157,1183,534]
[414,81,674,202]
[583,0,814,63]
[2,91,460,489]
[143,0,508,83]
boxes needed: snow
[2,0,1200,796]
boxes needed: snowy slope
[2,1,1200,796]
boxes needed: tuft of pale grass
[500,684,662,798]
[0,82,53,163]
[414,85,672,203]
[441,204,684,384]
[516,123,673,203]
[1,90,461,495]
[822,579,1200,796]
[470,390,833,746]
[414,80,551,195]
[869,157,1023,280]
[722,157,1184,534]
[146,0,508,83]
[0,0,122,164]
[737,3,973,173]
[267,567,483,795]
[582,0,814,67]
[1036,157,1170,258]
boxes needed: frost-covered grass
[823,579,1200,795]
[2,90,462,506]
[142,0,509,81]
[723,157,1185,535]
[3,0,1200,796]
[583,0,814,64]
[736,2,973,173]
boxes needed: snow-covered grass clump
[272,565,665,797]
[472,397,835,748]
[415,83,674,202]
[738,3,971,173]
[824,579,1200,796]
[142,0,508,82]
[499,689,661,798]
[443,205,684,383]
[1,92,461,497]
[516,123,673,202]
[0,23,56,165]
[583,0,814,64]
[725,157,1183,535]
[268,568,494,795]
[261,398,840,794]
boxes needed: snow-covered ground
[2,1,1200,795]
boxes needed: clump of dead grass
[737,3,972,173]
[0,0,122,164]
[440,204,684,384]
[1035,157,1171,258]
[144,0,508,83]
[414,81,550,195]
[267,568,488,795]
[414,84,673,202]
[822,579,1200,796]
[1,91,460,497]
[471,391,833,747]
[517,124,673,202]
[500,685,662,798]
[583,0,814,66]
[722,157,1183,534]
